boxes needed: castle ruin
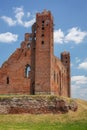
[0,10,70,97]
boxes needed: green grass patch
[0,111,87,130]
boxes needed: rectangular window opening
[42,41,44,45]
[42,27,44,30]
[41,34,44,37]
[42,20,44,23]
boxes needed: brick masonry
[0,96,78,114]
[0,10,70,97]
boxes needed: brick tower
[61,51,70,97]
[35,10,54,94]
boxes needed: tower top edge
[36,9,53,17]
[61,51,70,55]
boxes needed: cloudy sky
[0,0,87,100]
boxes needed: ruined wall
[51,56,68,97]
[0,34,33,94]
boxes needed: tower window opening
[42,41,44,45]
[42,20,44,23]
[7,77,9,84]
[25,65,31,78]
[66,61,67,63]
[41,34,44,37]
[42,27,44,30]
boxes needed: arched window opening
[7,77,9,84]
[25,65,31,78]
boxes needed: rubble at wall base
[0,95,78,114]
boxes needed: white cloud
[1,16,16,26]
[0,32,18,43]
[54,29,64,43]
[71,75,87,85]
[71,84,87,100]
[71,75,87,100]
[14,6,35,27]
[54,27,87,44]
[14,6,23,13]
[14,6,24,25]
[65,27,87,44]
[24,18,35,27]
[78,61,87,70]
[0,6,35,28]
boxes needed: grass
[0,97,87,130]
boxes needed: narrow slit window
[54,71,55,82]
[7,77,9,84]
[57,73,58,84]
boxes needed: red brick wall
[61,52,71,97]
[51,56,69,97]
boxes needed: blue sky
[0,0,87,100]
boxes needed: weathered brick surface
[0,10,70,97]
[0,96,78,114]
